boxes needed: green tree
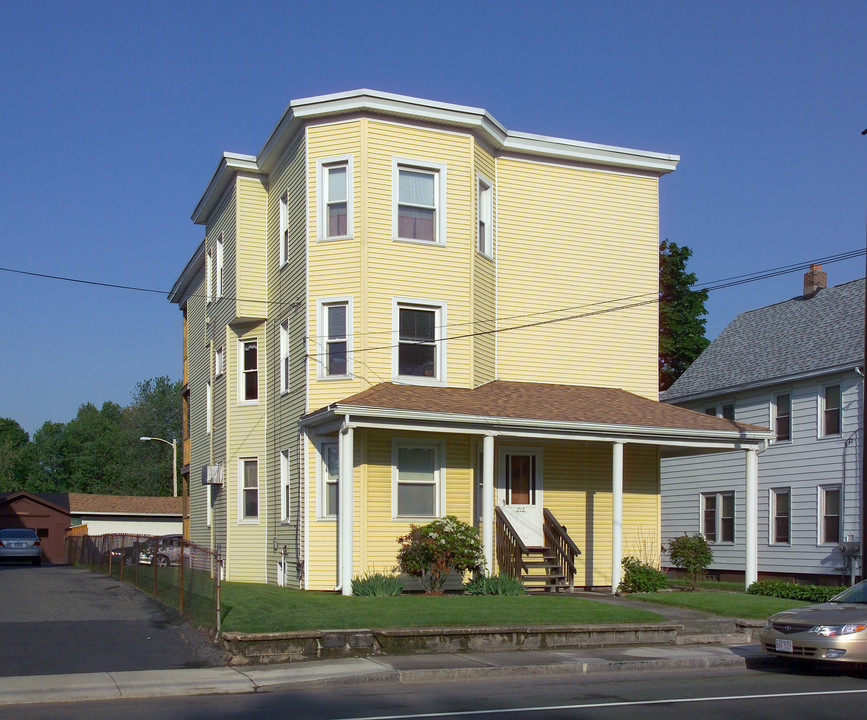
[0,418,31,492]
[667,533,714,590]
[659,240,710,391]
[27,421,68,492]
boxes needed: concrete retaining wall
[222,624,681,665]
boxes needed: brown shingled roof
[316,381,769,434]
[67,494,183,516]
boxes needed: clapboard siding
[661,371,863,577]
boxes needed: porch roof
[301,381,773,453]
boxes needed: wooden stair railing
[542,508,581,592]
[495,506,528,579]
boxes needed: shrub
[464,573,526,596]
[618,556,668,593]
[667,534,713,590]
[351,571,405,597]
[396,516,483,594]
[746,579,846,604]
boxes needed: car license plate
[775,639,793,653]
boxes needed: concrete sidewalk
[0,642,774,706]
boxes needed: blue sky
[1,1,865,436]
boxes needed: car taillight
[33,540,40,546]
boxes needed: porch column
[339,424,354,596]
[611,441,624,594]
[745,447,758,589]
[482,434,495,572]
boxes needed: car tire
[155,554,170,568]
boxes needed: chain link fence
[66,533,222,635]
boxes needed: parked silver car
[0,528,42,566]
[759,579,867,662]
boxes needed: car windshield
[0,529,37,539]
[832,582,867,603]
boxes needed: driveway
[0,565,225,677]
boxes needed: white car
[0,528,42,566]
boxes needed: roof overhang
[301,401,773,456]
[168,239,205,305]
[191,89,680,227]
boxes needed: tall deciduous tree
[0,418,30,492]
[659,240,710,391]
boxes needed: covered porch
[300,381,774,595]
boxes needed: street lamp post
[139,436,178,498]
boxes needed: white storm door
[499,449,543,547]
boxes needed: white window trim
[215,233,224,299]
[391,438,445,521]
[279,320,291,393]
[819,382,842,439]
[316,297,353,380]
[317,155,353,241]
[317,439,339,521]
[392,297,447,386]
[238,457,259,524]
[700,491,735,544]
[769,487,791,545]
[392,157,447,246]
[238,338,259,405]
[205,382,212,435]
[279,191,290,265]
[770,391,792,443]
[215,345,225,377]
[476,172,493,259]
[206,250,213,304]
[817,484,842,545]
[280,449,291,523]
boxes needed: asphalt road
[5,663,867,720]
[0,564,224,676]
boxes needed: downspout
[335,416,355,594]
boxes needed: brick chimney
[803,264,827,297]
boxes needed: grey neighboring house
[661,266,865,584]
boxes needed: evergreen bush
[746,579,846,604]
[618,556,668,593]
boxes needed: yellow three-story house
[170,90,771,593]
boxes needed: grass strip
[220,583,665,633]
[628,590,813,619]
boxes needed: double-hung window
[771,488,790,544]
[393,299,445,383]
[318,157,352,240]
[279,191,290,265]
[215,233,224,299]
[393,441,442,518]
[317,298,351,379]
[822,384,841,437]
[240,458,258,521]
[215,345,225,377]
[820,485,841,544]
[280,450,291,522]
[477,176,493,257]
[319,441,339,518]
[279,320,290,393]
[240,340,258,403]
[393,159,446,244]
[205,382,212,434]
[774,393,791,441]
[702,491,734,543]
[206,250,213,303]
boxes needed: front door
[499,449,543,547]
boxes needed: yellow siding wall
[235,175,268,321]
[226,321,268,582]
[472,141,496,385]
[495,157,660,399]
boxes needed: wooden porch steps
[520,547,568,592]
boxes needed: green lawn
[220,583,665,633]
[629,590,813,619]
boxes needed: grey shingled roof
[663,277,865,402]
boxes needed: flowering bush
[396,516,483,594]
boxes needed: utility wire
[2,246,864,354]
